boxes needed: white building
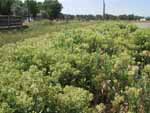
[140,18,146,22]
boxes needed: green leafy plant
[0,21,149,113]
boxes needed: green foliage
[25,0,39,18]
[11,0,26,17]
[0,20,92,46]
[0,0,62,19]
[44,0,62,19]
[0,21,149,113]
[0,0,14,15]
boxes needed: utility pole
[103,0,106,20]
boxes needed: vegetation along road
[0,20,149,113]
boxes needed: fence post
[8,15,10,28]
[0,15,23,29]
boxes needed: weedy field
[0,20,97,46]
[0,20,149,113]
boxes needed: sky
[36,0,150,16]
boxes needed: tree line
[0,0,62,20]
[62,14,144,21]
[0,0,145,21]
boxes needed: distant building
[140,18,146,22]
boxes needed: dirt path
[134,22,150,28]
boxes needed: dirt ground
[134,22,150,28]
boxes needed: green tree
[0,0,14,15]
[11,0,25,16]
[44,0,62,19]
[25,0,39,18]
[37,2,44,11]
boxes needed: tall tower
[103,0,106,19]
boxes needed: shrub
[0,22,149,113]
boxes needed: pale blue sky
[36,0,150,16]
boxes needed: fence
[0,15,23,29]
